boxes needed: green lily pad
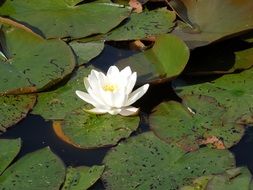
[0,138,21,175]
[184,38,253,75]
[0,1,131,39]
[0,147,65,190]
[0,95,36,134]
[62,165,105,190]
[168,0,253,49]
[117,34,189,84]
[150,96,244,151]
[69,41,104,66]
[180,175,213,190]
[206,167,252,190]
[174,67,253,126]
[0,23,75,94]
[55,108,139,148]
[102,132,235,190]
[32,67,92,120]
[105,8,176,41]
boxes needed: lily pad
[168,0,253,49]
[0,95,36,134]
[32,67,92,120]
[117,34,189,84]
[69,41,104,66]
[0,147,65,190]
[174,67,253,126]
[102,132,235,190]
[0,138,21,175]
[181,167,252,190]
[0,23,75,94]
[105,8,176,41]
[62,165,105,190]
[150,96,244,151]
[207,167,252,190]
[0,1,131,39]
[54,108,139,148]
[184,38,253,75]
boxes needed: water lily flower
[76,66,149,116]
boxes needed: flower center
[103,84,118,92]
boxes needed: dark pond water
[1,42,253,189]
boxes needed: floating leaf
[181,167,252,190]
[0,23,75,94]
[168,0,253,49]
[174,67,253,126]
[0,95,36,134]
[102,132,235,190]
[0,147,65,190]
[0,138,21,174]
[54,108,139,148]
[117,34,189,84]
[69,41,104,66]
[32,67,92,120]
[105,8,176,41]
[0,1,131,39]
[184,38,253,75]
[62,165,105,190]
[150,96,244,151]
[207,167,252,190]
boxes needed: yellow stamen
[103,84,118,92]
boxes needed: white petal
[125,84,149,106]
[86,87,107,106]
[85,107,108,114]
[111,88,127,108]
[75,90,100,107]
[119,106,139,116]
[120,66,132,78]
[108,108,121,115]
[83,77,91,90]
[107,65,119,77]
[126,72,137,94]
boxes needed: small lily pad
[105,8,176,41]
[168,0,253,49]
[0,23,75,94]
[0,95,36,134]
[69,41,104,66]
[54,108,139,149]
[0,147,65,190]
[102,132,235,190]
[0,138,21,174]
[117,34,189,84]
[150,96,244,150]
[0,1,132,39]
[62,165,105,190]
[32,67,92,120]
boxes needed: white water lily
[76,66,149,116]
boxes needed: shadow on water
[0,114,109,167]
[230,127,253,173]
